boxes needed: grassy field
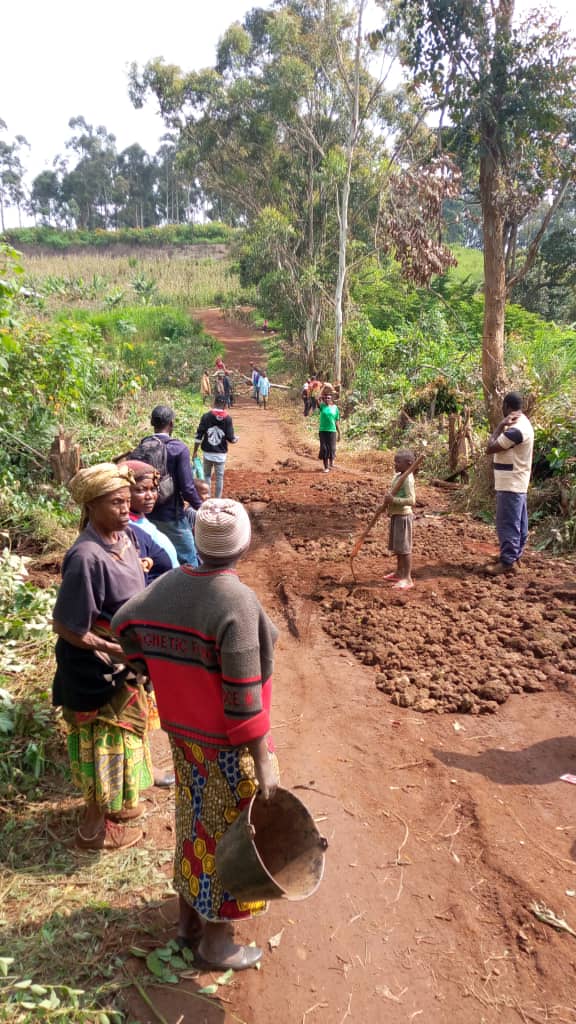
[22,252,243,311]
[447,245,484,289]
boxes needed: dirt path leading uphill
[130,311,576,1024]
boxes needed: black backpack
[128,435,175,505]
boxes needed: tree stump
[448,409,473,482]
[49,429,81,485]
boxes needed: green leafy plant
[131,939,235,991]
[1,959,123,1023]
[131,272,157,305]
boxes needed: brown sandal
[74,821,143,851]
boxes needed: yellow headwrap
[69,462,135,531]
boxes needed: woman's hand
[248,733,278,801]
[53,619,125,660]
[256,753,279,801]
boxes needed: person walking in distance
[223,372,234,408]
[258,371,270,409]
[193,395,238,498]
[308,376,321,414]
[302,378,311,417]
[317,390,340,473]
[200,370,211,405]
[135,405,202,566]
[485,391,534,575]
[250,364,261,404]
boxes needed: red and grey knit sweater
[111,567,278,748]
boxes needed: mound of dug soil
[316,565,575,713]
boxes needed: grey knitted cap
[194,498,251,558]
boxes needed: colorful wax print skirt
[170,737,277,922]
[63,683,153,813]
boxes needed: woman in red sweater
[113,499,279,971]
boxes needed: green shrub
[2,223,235,250]
[63,305,220,386]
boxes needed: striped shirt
[493,413,534,493]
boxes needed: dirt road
[132,311,576,1024]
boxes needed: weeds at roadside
[0,813,175,1024]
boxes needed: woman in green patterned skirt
[52,463,153,850]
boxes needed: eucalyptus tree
[130,1,355,364]
[130,1,457,371]
[380,0,576,423]
[29,170,62,226]
[155,136,202,224]
[61,117,118,228]
[0,124,29,230]
[115,143,159,227]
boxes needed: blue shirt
[147,434,201,522]
[130,514,179,568]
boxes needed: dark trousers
[495,491,528,565]
[319,431,337,469]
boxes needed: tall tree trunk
[304,292,321,370]
[333,0,364,385]
[480,151,508,428]
[480,1,514,428]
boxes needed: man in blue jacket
[146,405,202,565]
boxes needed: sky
[1,1,274,183]
[1,0,575,221]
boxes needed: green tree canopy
[129,0,458,370]
[378,0,576,421]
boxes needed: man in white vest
[486,391,534,575]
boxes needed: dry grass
[0,795,175,1020]
[23,252,240,310]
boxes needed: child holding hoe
[383,449,416,590]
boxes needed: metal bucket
[215,787,328,902]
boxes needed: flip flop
[194,944,263,972]
[383,572,400,581]
[391,579,414,590]
[153,771,176,788]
